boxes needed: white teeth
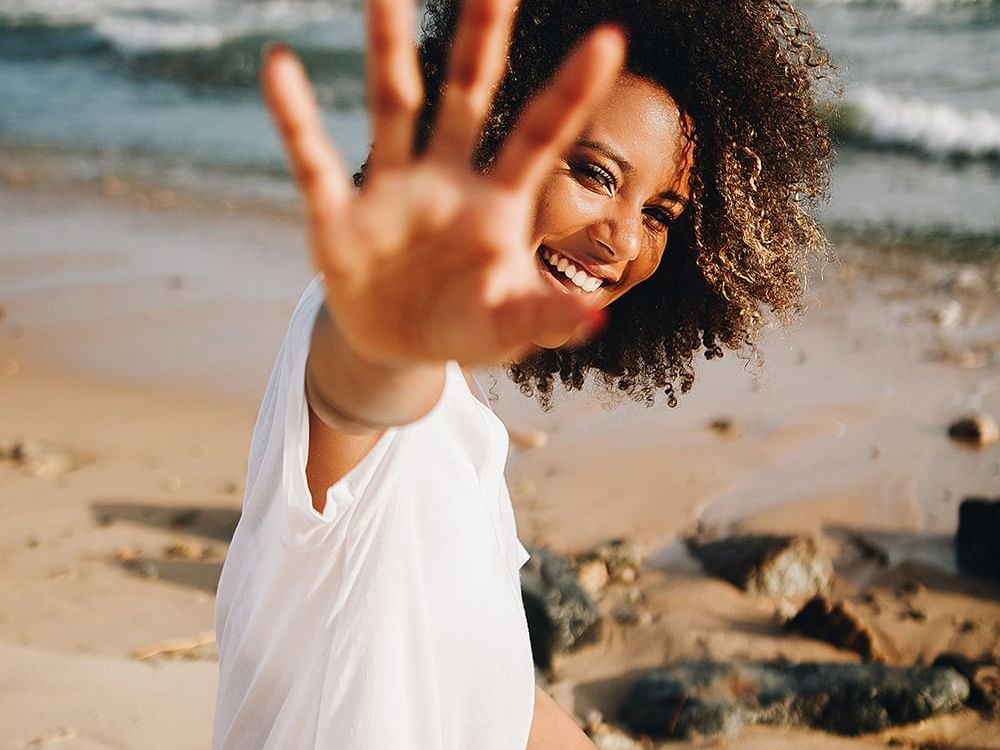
[540,248,604,294]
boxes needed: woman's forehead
[580,74,692,191]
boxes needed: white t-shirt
[213,276,536,750]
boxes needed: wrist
[308,303,447,430]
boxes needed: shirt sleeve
[245,274,399,544]
[263,274,330,540]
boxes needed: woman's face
[530,74,693,348]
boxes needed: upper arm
[305,402,384,515]
[526,686,597,750]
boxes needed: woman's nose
[587,210,642,263]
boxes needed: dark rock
[956,497,1000,581]
[686,534,832,598]
[786,596,886,662]
[948,414,999,447]
[171,508,201,527]
[899,579,925,597]
[845,531,890,567]
[932,654,1000,717]
[621,661,969,740]
[520,547,602,671]
[708,417,742,438]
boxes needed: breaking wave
[831,86,1000,162]
[0,1,364,96]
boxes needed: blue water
[1,0,999,250]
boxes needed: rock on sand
[622,660,970,739]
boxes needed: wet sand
[1,152,998,748]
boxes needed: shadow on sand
[825,523,1000,601]
[91,498,240,592]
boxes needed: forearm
[527,686,597,750]
[306,303,446,434]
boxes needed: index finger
[491,27,626,192]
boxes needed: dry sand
[1,155,998,748]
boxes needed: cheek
[532,177,595,241]
[633,237,667,279]
[612,242,666,300]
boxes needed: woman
[213,0,832,747]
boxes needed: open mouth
[536,247,606,294]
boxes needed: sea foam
[841,86,1000,160]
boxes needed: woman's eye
[643,207,675,231]
[570,161,616,194]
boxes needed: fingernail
[585,308,607,336]
[574,308,607,341]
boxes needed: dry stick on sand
[131,630,216,661]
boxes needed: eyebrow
[576,139,690,212]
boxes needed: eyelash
[643,208,675,231]
[569,159,677,232]
[570,160,617,193]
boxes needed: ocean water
[1,0,998,253]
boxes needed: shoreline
[1,153,999,748]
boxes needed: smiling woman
[439,0,836,407]
[211,0,833,748]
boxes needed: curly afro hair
[377,0,833,408]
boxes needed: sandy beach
[1,151,998,749]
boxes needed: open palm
[262,0,624,367]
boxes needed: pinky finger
[491,289,602,362]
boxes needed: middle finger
[367,0,424,170]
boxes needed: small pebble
[509,429,549,450]
[931,299,962,328]
[612,605,639,626]
[616,566,638,584]
[708,417,741,438]
[576,558,609,595]
[172,509,200,527]
[900,579,925,597]
[136,562,160,580]
[948,414,999,447]
[115,545,142,563]
[165,542,202,560]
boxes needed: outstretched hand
[262,0,625,367]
